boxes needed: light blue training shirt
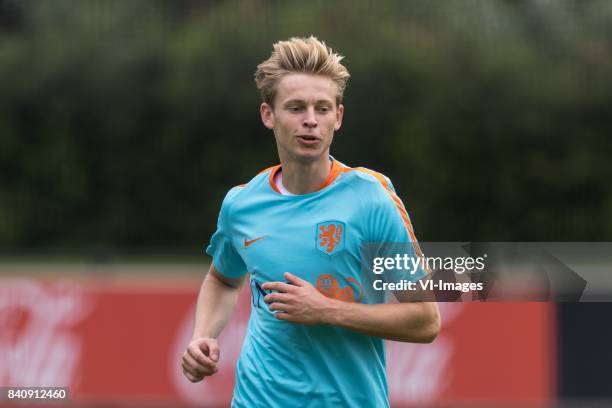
[206,158,425,408]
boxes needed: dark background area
[558,303,612,400]
[1,0,611,255]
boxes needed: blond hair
[254,36,350,107]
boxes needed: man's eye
[318,106,330,113]
[288,106,301,112]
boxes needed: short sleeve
[205,189,248,279]
[369,177,427,283]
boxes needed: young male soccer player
[182,36,440,407]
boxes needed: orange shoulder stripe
[350,167,424,258]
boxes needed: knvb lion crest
[316,221,345,255]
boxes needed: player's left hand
[262,272,333,325]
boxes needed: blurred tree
[0,0,610,253]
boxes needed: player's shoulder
[220,164,279,206]
[338,164,405,214]
[341,164,396,196]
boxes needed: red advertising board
[0,277,555,406]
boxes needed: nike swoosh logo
[244,236,267,247]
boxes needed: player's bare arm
[182,265,245,383]
[263,272,440,343]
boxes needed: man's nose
[302,107,318,128]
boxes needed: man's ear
[260,103,275,129]
[334,104,344,131]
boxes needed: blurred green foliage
[1,0,611,252]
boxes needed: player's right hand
[182,337,220,383]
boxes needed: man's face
[260,73,344,164]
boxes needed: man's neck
[280,155,332,195]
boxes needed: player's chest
[232,200,365,276]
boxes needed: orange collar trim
[268,165,282,193]
[268,159,343,194]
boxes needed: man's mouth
[296,135,320,145]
